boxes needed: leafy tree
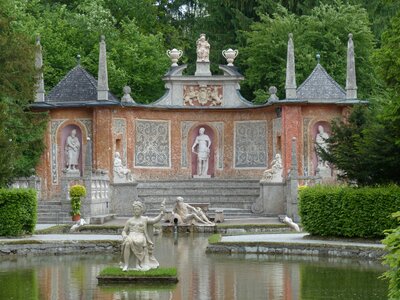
[241,2,375,102]
[0,2,47,187]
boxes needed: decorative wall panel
[135,120,170,167]
[234,121,267,168]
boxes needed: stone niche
[61,124,83,176]
[312,121,331,177]
[189,124,216,178]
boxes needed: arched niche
[60,124,83,176]
[311,121,331,175]
[189,124,216,178]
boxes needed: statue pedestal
[193,174,211,179]
[63,169,80,177]
[195,62,211,76]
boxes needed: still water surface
[0,234,388,300]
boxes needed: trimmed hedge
[299,185,400,238]
[0,188,37,236]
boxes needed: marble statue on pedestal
[172,197,214,225]
[261,154,283,183]
[113,152,134,183]
[196,34,210,62]
[192,127,211,178]
[65,129,80,173]
[121,200,165,271]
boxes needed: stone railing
[9,176,41,200]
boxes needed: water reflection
[0,234,388,300]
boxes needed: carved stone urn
[166,48,183,67]
[222,48,239,66]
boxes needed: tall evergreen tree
[0,3,47,187]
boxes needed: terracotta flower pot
[72,214,81,221]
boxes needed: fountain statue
[120,200,165,271]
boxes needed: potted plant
[69,185,86,221]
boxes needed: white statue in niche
[65,129,80,172]
[315,125,330,168]
[261,153,283,183]
[172,197,214,226]
[114,152,134,183]
[196,33,210,62]
[192,127,211,178]
[121,200,165,271]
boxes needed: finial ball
[348,33,353,39]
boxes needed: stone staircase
[37,201,71,224]
[134,179,261,218]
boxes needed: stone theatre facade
[31,33,361,221]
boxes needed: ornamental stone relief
[135,120,170,167]
[51,120,66,184]
[183,85,223,106]
[234,121,267,168]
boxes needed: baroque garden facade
[28,33,362,223]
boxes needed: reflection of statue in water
[113,152,133,182]
[65,129,80,171]
[315,125,329,167]
[261,153,283,183]
[172,197,213,225]
[196,33,210,62]
[121,200,165,271]
[192,127,211,177]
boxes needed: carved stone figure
[315,125,329,168]
[196,34,210,62]
[172,197,213,225]
[209,86,222,106]
[65,129,80,171]
[261,153,283,183]
[113,152,134,183]
[192,127,211,177]
[184,86,197,106]
[121,200,165,271]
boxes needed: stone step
[137,179,260,189]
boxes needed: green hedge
[382,212,400,299]
[299,185,400,238]
[0,188,37,236]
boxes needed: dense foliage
[382,212,400,299]
[0,3,47,187]
[0,189,37,236]
[69,185,86,216]
[299,185,400,238]
[242,3,375,101]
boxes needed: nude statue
[114,152,133,182]
[196,33,210,62]
[121,200,165,271]
[184,86,197,106]
[209,86,222,106]
[172,197,213,225]
[192,127,211,177]
[65,129,80,171]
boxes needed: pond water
[0,234,388,300]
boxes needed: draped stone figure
[65,129,80,171]
[196,34,210,62]
[121,200,165,271]
[315,125,329,168]
[172,196,213,225]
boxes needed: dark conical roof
[46,65,118,103]
[296,64,345,102]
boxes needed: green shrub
[382,212,400,299]
[299,185,400,238]
[69,185,86,216]
[0,188,37,236]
